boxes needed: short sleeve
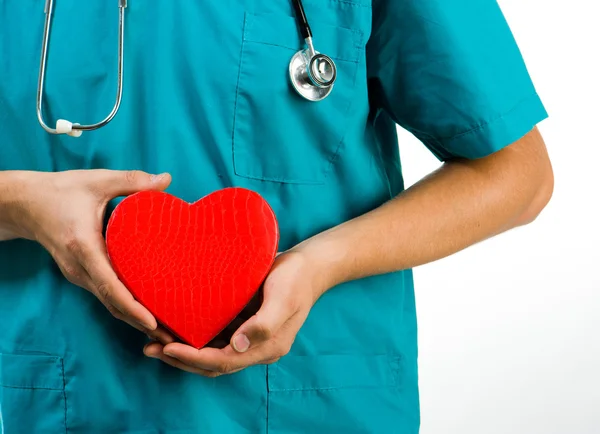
[366,0,548,161]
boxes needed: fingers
[86,170,170,327]
[230,288,299,353]
[158,341,284,376]
[79,232,157,330]
[162,344,257,375]
[146,325,178,345]
[81,269,174,343]
[95,170,172,199]
[144,342,222,377]
[144,298,307,377]
[159,311,304,376]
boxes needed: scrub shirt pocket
[233,12,364,184]
[0,353,67,434]
[267,354,405,433]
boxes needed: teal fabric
[0,0,547,432]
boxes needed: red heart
[105,187,279,349]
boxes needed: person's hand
[10,169,175,342]
[143,250,327,377]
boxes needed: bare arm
[296,127,554,292]
[0,171,26,241]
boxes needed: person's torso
[0,1,419,432]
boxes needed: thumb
[101,170,172,198]
[230,297,292,353]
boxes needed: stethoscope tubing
[36,0,127,135]
[35,0,335,136]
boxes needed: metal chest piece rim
[289,49,336,102]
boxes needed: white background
[406,1,600,433]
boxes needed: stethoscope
[36,0,337,137]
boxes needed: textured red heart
[105,187,279,349]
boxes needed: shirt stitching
[443,92,539,143]
[269,384,399,393]
[0,384,63,391]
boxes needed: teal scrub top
[0,0,547,432]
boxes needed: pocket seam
[242,40,360,64]
[0,353,67,433]
[243,12,364,62]
[0,383,62,391]
[267,354,402,392]
[303,0,372,9]
[0,353,64,391]
[269,384,400,393]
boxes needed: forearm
[295,128,553,292]
[0,171,27,241]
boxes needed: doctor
[0,0,553,433]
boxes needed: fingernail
[138,320,155,331]
[150,173,167,183]
[233,334,250,352]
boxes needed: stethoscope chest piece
[289,48,337,102]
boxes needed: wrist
[290,233,351,299]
